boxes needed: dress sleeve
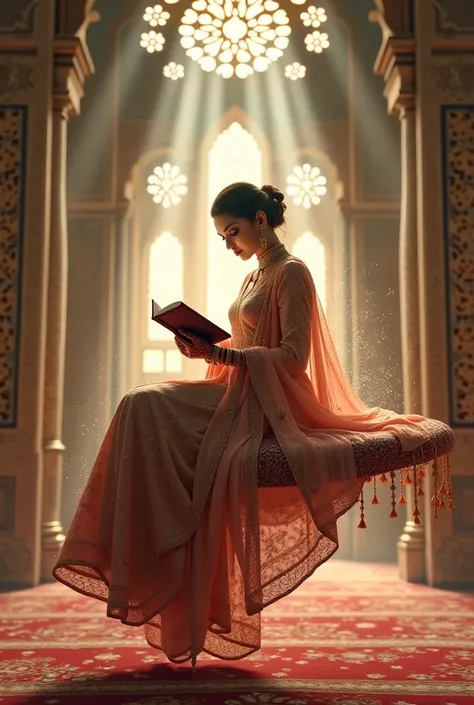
[211,260,312,374]
[272,259,312,375]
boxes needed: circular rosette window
[179,0,291,79]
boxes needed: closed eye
[219,230,238,241]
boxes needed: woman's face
[213,213,264,261]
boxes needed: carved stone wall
[441,106,474,427]
[415,0,474,585]
[0,0,54,587]
[0,107,27,428]
[0,0,95,587]
[369,0,474,584]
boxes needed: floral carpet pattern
[0,561,473,705]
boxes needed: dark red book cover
[151,300,231,344]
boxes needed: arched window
[142,231,184,375]
[207,122,262,329]
[292,231,327,312]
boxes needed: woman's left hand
[174,329,214,360]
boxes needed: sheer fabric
[53,244,431,664]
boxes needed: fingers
[175,330,212,360]
[174,336,190,357]
[178,328,199,343]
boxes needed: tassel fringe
[357,453,455,529]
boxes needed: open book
[151,300,231,344]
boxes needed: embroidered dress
[53,243,431,664]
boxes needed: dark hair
[210,182,287,229]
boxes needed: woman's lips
[234,249,243,255]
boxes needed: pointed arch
[199,105,272,175]
[205,117,268,329]
[140,231,184,376]
[147,231,184,341]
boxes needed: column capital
[55,0,100,35]
[374,36,416,117]
[369,1,416,117]
[369,0,414,39]
[53,0,99,116]
[52,37,93,116]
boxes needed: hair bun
[261,184,285,204]
[260,184,286,227]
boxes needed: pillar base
[397,520,426,583]
[41,521,65,582]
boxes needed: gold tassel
[358,484,367,529]
[441,455,454,507]
[379,473,389,485]
[412,464,422,525]
[390,469,398,518]
[397,469,407,506]
[371,476,379,505]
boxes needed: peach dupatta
[176,255,429,663]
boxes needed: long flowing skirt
[53,380,362,663]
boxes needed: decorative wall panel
[0,0,38,34]
[433,0,474,34]
[0,106,27,428]
[442,106,474,427]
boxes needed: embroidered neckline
[257,243,288,270]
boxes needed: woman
[53,182,430,666]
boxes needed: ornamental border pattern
[441,105,474,428]
[0,106,27,428]
[0,679,473,696]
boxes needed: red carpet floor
[0,560,473,704]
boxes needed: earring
[259,223,268,250]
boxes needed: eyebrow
[217,222,238,236]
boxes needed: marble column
[40,2,96,580]
[40,106,68,580]
[396,104,425,583]
[370,0,425,581]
